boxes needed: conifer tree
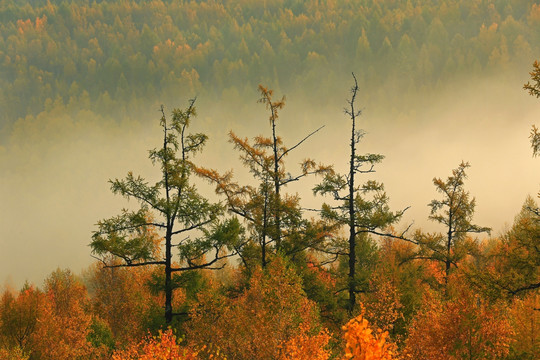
[91,100,242,323]
[314,74,407,314]
[198,86,329,269]
[417,162,490,287]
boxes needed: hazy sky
[1,69,539,288]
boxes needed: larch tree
[523,60,540,223]
[419,162,490,287]
[197,85,329,268]
[480,60,540,296]
[314,73,407,314]
[90,100,242,323]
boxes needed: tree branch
[170,218,214,235]
[278,125,325,161]
[91,255,166,269]
[171,251,236,272]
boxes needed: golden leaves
[341,314,396,360]
[112,329,198,360]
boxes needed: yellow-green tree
[417,162,490,287]
[91,100,242,323]
[314,74,407,314]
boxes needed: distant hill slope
[1,0,538,132]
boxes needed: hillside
[1,0,539,134]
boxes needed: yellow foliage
[279,323,331,360]
[0,347,29,360]
[341,314,396,360]
[112,329,198,360]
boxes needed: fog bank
[1,72,539,287]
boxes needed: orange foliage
[362,274,403,335]
[31,269,93,360]
[86,261,165,345]
[424,260,446,285]
[16,16,47,34]
[528,3,540,24]
[306,259,336,288]
[16,19,33,34]
[341,314,396,360]
[279,323,331,360]
[112,329,198,360]
[508,292,540,357]
[187,258,324,360]
[0,285,42,354]
[405,283,513,360]
[35,15,47,31]
[0,346,29,360]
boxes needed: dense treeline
[1,0,540,133]
[0,161,538,360]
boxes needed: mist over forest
[1,0,539,290]
[1,1,540,359]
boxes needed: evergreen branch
[170,218,214,235]
[171,251,236,272]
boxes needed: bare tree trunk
[348,74,359,315]
[165,230,173,323]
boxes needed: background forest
[0,0,539,359]
[1,0,540,126]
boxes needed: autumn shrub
[111,329,198,360]
[404,282,514,360]
[279,322,331,360]
[341,313,397,360]
[85,260,168,345]
[0,346,29,360]
[361,273,403,335]
[508,292,540,359]
[0,284,41,356]
[30,269,94,360]
[186,257,328,360]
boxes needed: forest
[1,0,540,132]
[1,0,539,359]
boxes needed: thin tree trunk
[348,77,358,315]
[165,230,173,323]
[272,113,281,250]
[162,113,173,324]
[445,213,452,291]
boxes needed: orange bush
[279,323,331,360]
[341,314,396,360]
[31,269,93,360]
[112,329,198,360]
[405,284,513,360]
